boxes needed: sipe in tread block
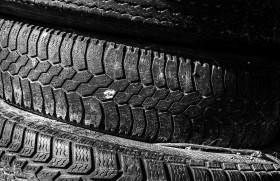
[0,100,278,180]
[0,16,279,148]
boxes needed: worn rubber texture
[0,15,280,148]
[0,0,280,54]
[0,100,279,181]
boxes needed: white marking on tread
[104,89,116,99]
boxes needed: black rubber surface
[0,0,280,54]
[0,15,279,148]
[0,100,280,181]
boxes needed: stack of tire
[0,0,279,180]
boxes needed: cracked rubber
[0,100,279,180]
[0,0,280,53]
[0,15,280,148]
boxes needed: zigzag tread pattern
[0,17,279,148]
[0,101,279,180]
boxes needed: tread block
[51,67,75,88]
[0,154,15,168]
[2,72,13,102]
[144,110,159,139]
[152,52,166,88]
[190,159,206,167]
[17,24,33,55]
[11,76,22,105]
[38,64,62,85]
[23,164,42,174]
[144,159,167,181]
[21,78,32,108]
[104,42,124,79]
[172,114,190,142]
[167,163,191,181]
[124,46,139,82]
[60,33,75,67]
[238,164,252,171]
[139,49,152,85]
[142,89,169,109]
[67,144,92,174]
[28,27,42,57]
[131,108,145,137]
[67,93,83,124]
[0,49,9,63]
[103,101,119,132]
[211,65,224,96]
[38,29,52,60]
[8,124,25,152]
[129,86,156,106]
[37,169,60,180]
[48,30,64,64]
[251,164,265,171]
[83,97,102,127]
[42,86,55,116]
[19,129,37,157]
[210,169,227,181]
[30,82,43,112]
[118,105,133,135]
[203,117,219,145]
[76,75,112,96]
[0,51,19,71]
[226,170,243,181]
[166,55,179,90]
[72,36,88,70]
[189,117,205,144]
[0,121,15,147]
[86,39,104,75]
[194,62,211,96]
[90,148,118,179]
[8,22,22,51]
[13,159,27,170]
[190,167,211,181]
[0,20,13,48]
[242,172,260,181]
[118,154,143,181]
[156,90,183,111]
[208,161,222,169]
[157,112,172,141]
[224,69,237,96]
[54,89,68,120]
[28,61,51,81]
[32,133,52,163]
[49,138,70,168]
[114,82,141,104]
[18,57,39,78]
[178,58,193,92]
[8,55,29,75]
